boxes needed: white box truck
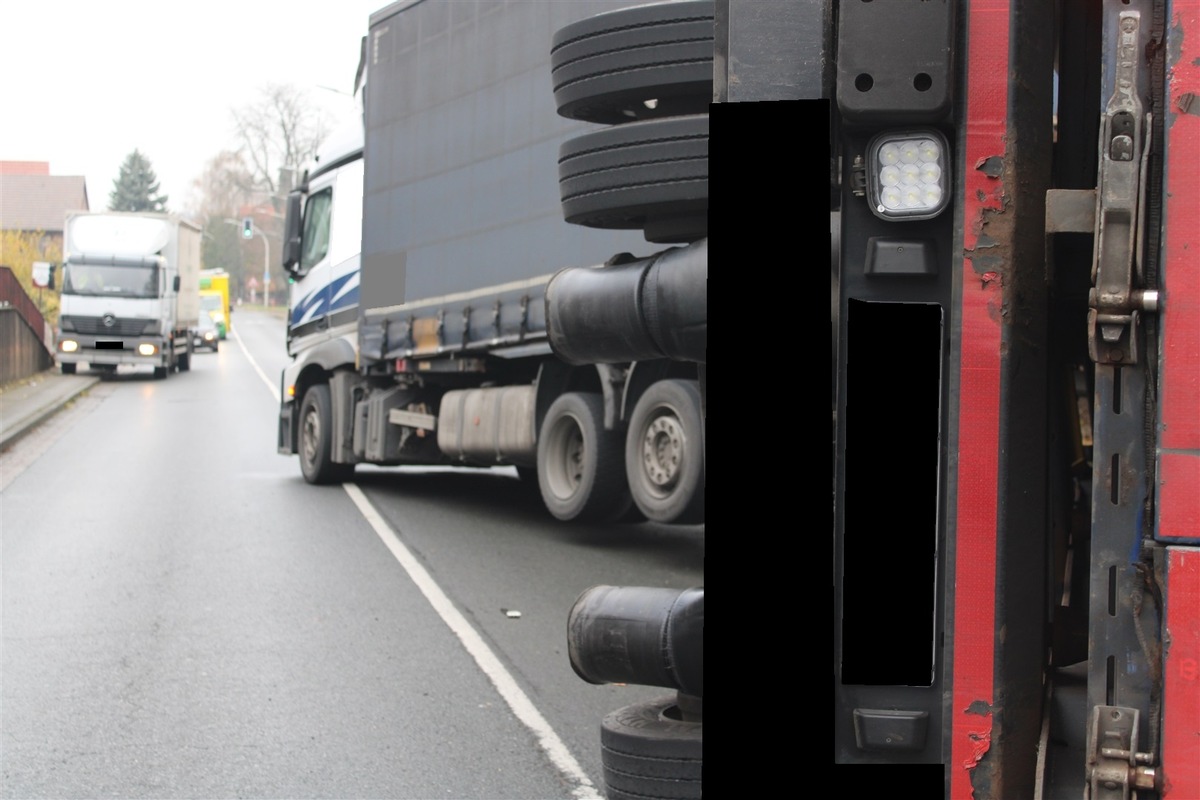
[56,211,201,379]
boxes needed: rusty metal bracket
[1086,706,1160,799]
[1088,10,1159,365]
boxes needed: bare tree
[191,150,255,220]
[184,83,331,305]
[189,151,257,295]
[230,83,333,201]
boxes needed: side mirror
[173,275,181,292]
[282,189,304,274]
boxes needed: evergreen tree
[108,149,169,212]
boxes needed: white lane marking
[239,316,600,798]
[233,322,280,402]
[343,482,603,800]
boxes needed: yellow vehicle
[198,269,231,339]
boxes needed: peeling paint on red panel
[962,727,993,770]
[951,1,1009,797]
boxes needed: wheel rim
[639,408,684,496]
[302,405,320,469]
[545,414,585,500]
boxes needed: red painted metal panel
[1163,547,1200,798]
[951,2,1009,796]
[1158,0,1200,549]
[1159,453,1200,540]
[1159,1,1200,454]
[1160,5,1200,790]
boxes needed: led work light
[865,130,950,221]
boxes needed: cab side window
[300,188,333,272]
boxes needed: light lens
[60,340,79,353]
[867,130,950,221]
[138,343,158,356]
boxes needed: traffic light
[242,217,253,239]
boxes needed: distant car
[192,312,220,352]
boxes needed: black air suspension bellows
[567,585,703,697]
[546,238,707,365]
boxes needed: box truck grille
[60,315,155,336]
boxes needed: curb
[0,376,101,453]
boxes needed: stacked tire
[600,695,703,800]
[551,8,710,798]
[551,0,712,245]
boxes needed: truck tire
[153,366,169,380]
[601,695,702,800]
[177,344,191,372]
[551,0,714,125]
[558,114,708,244]
[299,384,355,485]
[60,363,77,375]
[625,379,705,524]
[537,392,633,522]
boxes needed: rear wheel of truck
[60,363,77,375]
[299,383,354,485]
[625,379,705,524]
[537,392,633,523]
[600,694,702,800]
[558,114,708,244]
[550,0,714,125]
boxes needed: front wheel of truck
[537,392,633,523]
[299,383,354,485]
[60,363,77,375]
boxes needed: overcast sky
[1,0,387,215]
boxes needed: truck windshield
[62,264,159,298]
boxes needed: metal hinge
[849,155,867,197]
[1088,10,1159,365]
[1086,706,1160,799]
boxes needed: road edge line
[342,481,603,800]
[233,323,280,402]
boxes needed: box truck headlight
[866,130,950,221]
[138,343,158,356]
[60,339,79,353]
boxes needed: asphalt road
[0,309,704,800]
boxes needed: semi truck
[56,211,201,379]
[276,0,710,526]
[547,1,1200,799]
